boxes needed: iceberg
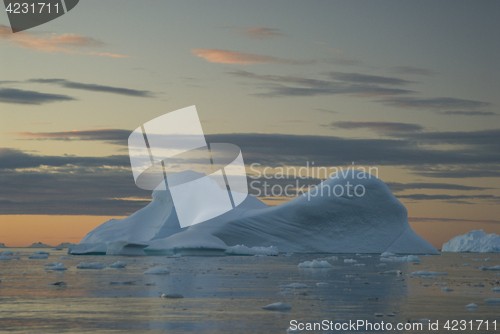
[442,230,500,253]
[297,260,332,268]
[0,243,6,248]
[71,170,438,255]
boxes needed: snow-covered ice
[465,303,477,309]
[344,259,357,264]
[442,230,500,253]
[481,265,500,271]
[441,287,453,292]
[70,170,438,255]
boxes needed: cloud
[0,24,130,58]
[227,70,414,97]
[240,27,287,39]
[436,110,497,116]
[191,49,312,65]
[0,148,129,169]
[0,88,75,105]
[325,57,363,66]
[328,72,414,85]
[315,108,339,114]
[329,121,423,133]
[386,182,493,192]
[28,79,154,97]
[9,129,131,143]
[410,165,500,178]
[382,97,491,110]
[390,66,438,76]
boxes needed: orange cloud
[0,25,130,58]
[191,48,311,65]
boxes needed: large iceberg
[71,170,438,255]
[442,230,500,253]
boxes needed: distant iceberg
[70,170,438,255]
[442,230,500,253]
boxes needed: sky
[0,0,499,248]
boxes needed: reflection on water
[1,249,499,333]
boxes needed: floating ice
[297,260,332,268]
[442,230,500,253]
[144,267,170,275]
[316,282,329,287]
[45,262,67,271]
[378,270,402,275]
[380,255,420,262]
[344,259,357,264]
[77,262,106,269]
[48,282,67,286]
[434,282,447,286]
[59,256,71,260]
[465,303,477,309]
[29,254,48,259]
[106,241,147,256]
[481,265,500,271]
[110,281,135,285]
[0,256,12,261]
[1,251,13,256]
[381,252,396,257]
[441,287,453,292]
[262,302,292,311]
[484,298,500,304]
[225,245,278,256]
[109,261,127,268]
[492,287,500,292]
[354,263,366,266]
[72,170,438,255]
[411,271,448,276]
[160,293,184,298]
[35,251,50,255]
[281,283,309,289]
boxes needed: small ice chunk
[376,263,387,267]
[344,259,357,264]
[77,262,106,269]
[441,287,453,292]
[278,290,294,295]
[434,282,447,286]
[262,302,292,311]
[109,261,127,268]
[286,327,301,333]
[492,287,500,292]
[29,254,48,259]
[34,251,50,255]
[59,256,71,260]
[110,281,135,285]
[144,267,170,275]
[283,252,294,257]
[411,271,448,276]
[48,282,67,286]
[420,318,430,324]
[378,270,402,275]
[297,260,332,268]
[316,282,329,287]
[45,262,67,270]
[381,252,396,257]
[1,251,13,256]
[161,293,184,298]
[374,313,383,317]
[481,265,500,271]
[485,258,491,261]
[484,298,500,304]
[353,263,366,267]
[380,255,420,262]
[465,303,477,309]
[281,283,309,289]
[168,254,182,258]
[0,256,12,261]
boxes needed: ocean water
[0,249,499,333]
